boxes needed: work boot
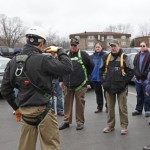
[145,113,150,117]
[143,145,150,150]
[132,110,142,116]
[59,123,70,130]
[57,112,64,116]
[94,109,102,113]
[76,124,84,130]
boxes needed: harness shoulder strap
[15,53,51,100]
[105,52,125,76]
[68,50,88,91]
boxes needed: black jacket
[100,50,134,94]
[133,50,150,81]
[1,44,73,110]
[63,49,94,88]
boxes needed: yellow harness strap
[105,53,125,76]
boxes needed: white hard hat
[26,26,46,41]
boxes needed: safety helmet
[26,26,46,41]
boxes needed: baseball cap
[70,38,79,46]
[109,39,119,46]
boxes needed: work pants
[19,106,60,150]
[105,90,128,128]
[63,86,87,124]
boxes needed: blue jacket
[90,50,106,82]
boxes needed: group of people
[1,25,150,150]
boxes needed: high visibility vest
[68,50,88,91]
[105,53,126,76]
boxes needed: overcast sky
[1,0,150,38]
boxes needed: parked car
[122,47,139,54]
[0,56,10,92]
[126,52,137,82]
[0,46,15,59]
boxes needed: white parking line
[128,92,137,96]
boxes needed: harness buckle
[15,67,23,76]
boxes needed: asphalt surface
[0,84,150,150]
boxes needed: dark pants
[92,81,104,110]
[135,81,150,113]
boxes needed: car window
[0,60,9,69]
[1,47,8,53]
[8,48,14,53]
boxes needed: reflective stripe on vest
[68,50,88,91]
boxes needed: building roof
[70,32,131,36]
[135,35,150,39]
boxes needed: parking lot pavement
[0,85,150,150]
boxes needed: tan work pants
[18,106,60,150]
[105,90,128,128]
[63,86,87,124]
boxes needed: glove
[15,108,21,122]
[44,46,58,53]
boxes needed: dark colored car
[0,46,15,59]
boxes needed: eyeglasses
[140,45,146,47]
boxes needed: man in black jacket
[132,41,150,117]
[1,26,73,150]
[100,39,134,135]
[59,38,94,130]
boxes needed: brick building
[69,32,131,50]
[134,36,150,47]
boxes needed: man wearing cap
[59,38,94,130]
[100,39,133,135]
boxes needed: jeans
[92,81,103,110]
[135,81,150,113]
[51,79,63,113]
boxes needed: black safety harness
[15,53,52,127]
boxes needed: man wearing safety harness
[100,39,134,135]
[59,38,94,130]
[1,26,73,150]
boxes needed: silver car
[0,56,10,91]
[126,53,137,82]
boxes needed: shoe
[59,123,69,130]
[145,113,150,117]
[103,127,114,133]
[94,109,102,113]
[57,112,64,116]
[76,124,84,130]
[143,145,150,150]
[132,110,142,116]
[121,128,128,135]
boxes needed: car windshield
[0,60,9,69]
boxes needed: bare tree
[104,25,117,32]
[138,23,150,36]
[104,24,132,34]
[46,29,70,49]
[0,14,25,47]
